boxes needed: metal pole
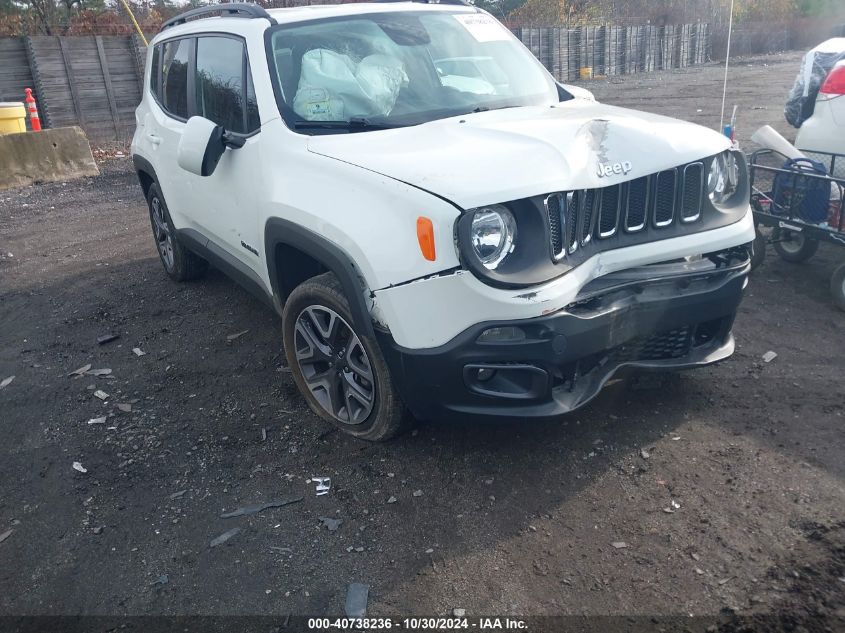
[719,0,735,130]
[118,0,148,46]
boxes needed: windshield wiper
[468,104,522,115]
[293,117,404,131]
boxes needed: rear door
[144,36,196,226]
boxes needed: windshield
[267,10,561,131]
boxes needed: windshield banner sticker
[453,14,510,43]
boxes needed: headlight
[708,150,740,207]
[469,205,516,269]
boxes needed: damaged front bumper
[376,250,750,422]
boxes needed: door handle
[147,133,162,146]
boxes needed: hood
[307,99,731,209]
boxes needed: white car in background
[796,60,845,175]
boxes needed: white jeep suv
[131,1,755,441]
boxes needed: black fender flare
[264,217,375,338]
[132,154,159,195]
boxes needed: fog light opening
[463,363,549,400]
[477,326,527,343]
[476,367,497,382]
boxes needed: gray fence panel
[0,38,34,105]
[101,35,145,140]
[28,36,77,131]
[22,35,143,144]
[511,23,709,81]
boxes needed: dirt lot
[1,52,844,630]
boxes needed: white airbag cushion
[293,49,408,121]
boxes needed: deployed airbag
[293,49,408,121]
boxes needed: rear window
[161,38,191,119]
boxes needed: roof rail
[374,0,471,5]
[161,3,277,31]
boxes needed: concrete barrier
[0,126,99,191]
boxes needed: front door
[187,34,264,279]
[145,33,265,283]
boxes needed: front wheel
[282,272,409,441]
[771,228,819,263]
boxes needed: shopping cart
[748,148,845,311]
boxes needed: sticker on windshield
[294,87,337,120]
[453,14,510,42]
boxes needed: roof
[152,1,478,43]
[267,2,477,24]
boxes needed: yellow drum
[579,67,593,80]
[0,102,26,134]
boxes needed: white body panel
[256,118,463,292]
[795,95,845,160]
[131,4,754,352]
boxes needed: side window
[195,36,260,134]
[149,45,160,99]
[161,38,191,119]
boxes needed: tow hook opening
[693,318,722,347]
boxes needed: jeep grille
[545,161,705,259]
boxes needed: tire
[147,183,208,282]
[831,262,845,312]
[750,226,767,271]
[282,272,409,441]
[772,228,819,263]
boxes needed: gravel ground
[0,51,843,631]
[585,51,803,150]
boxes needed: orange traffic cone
[24,88,41,132]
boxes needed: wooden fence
[0,39,34,107]
[514,23,710,82]
[0,24,709,145]
[0,34,145,144]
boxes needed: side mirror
[177,116,246,177]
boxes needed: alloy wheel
[151,196,174,270]
[293,305,375,424]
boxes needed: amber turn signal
[416,216,436,261]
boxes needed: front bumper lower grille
[614,325,693,362]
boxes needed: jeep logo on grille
[597,161,633,178]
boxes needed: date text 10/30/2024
[307,617,529,630]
